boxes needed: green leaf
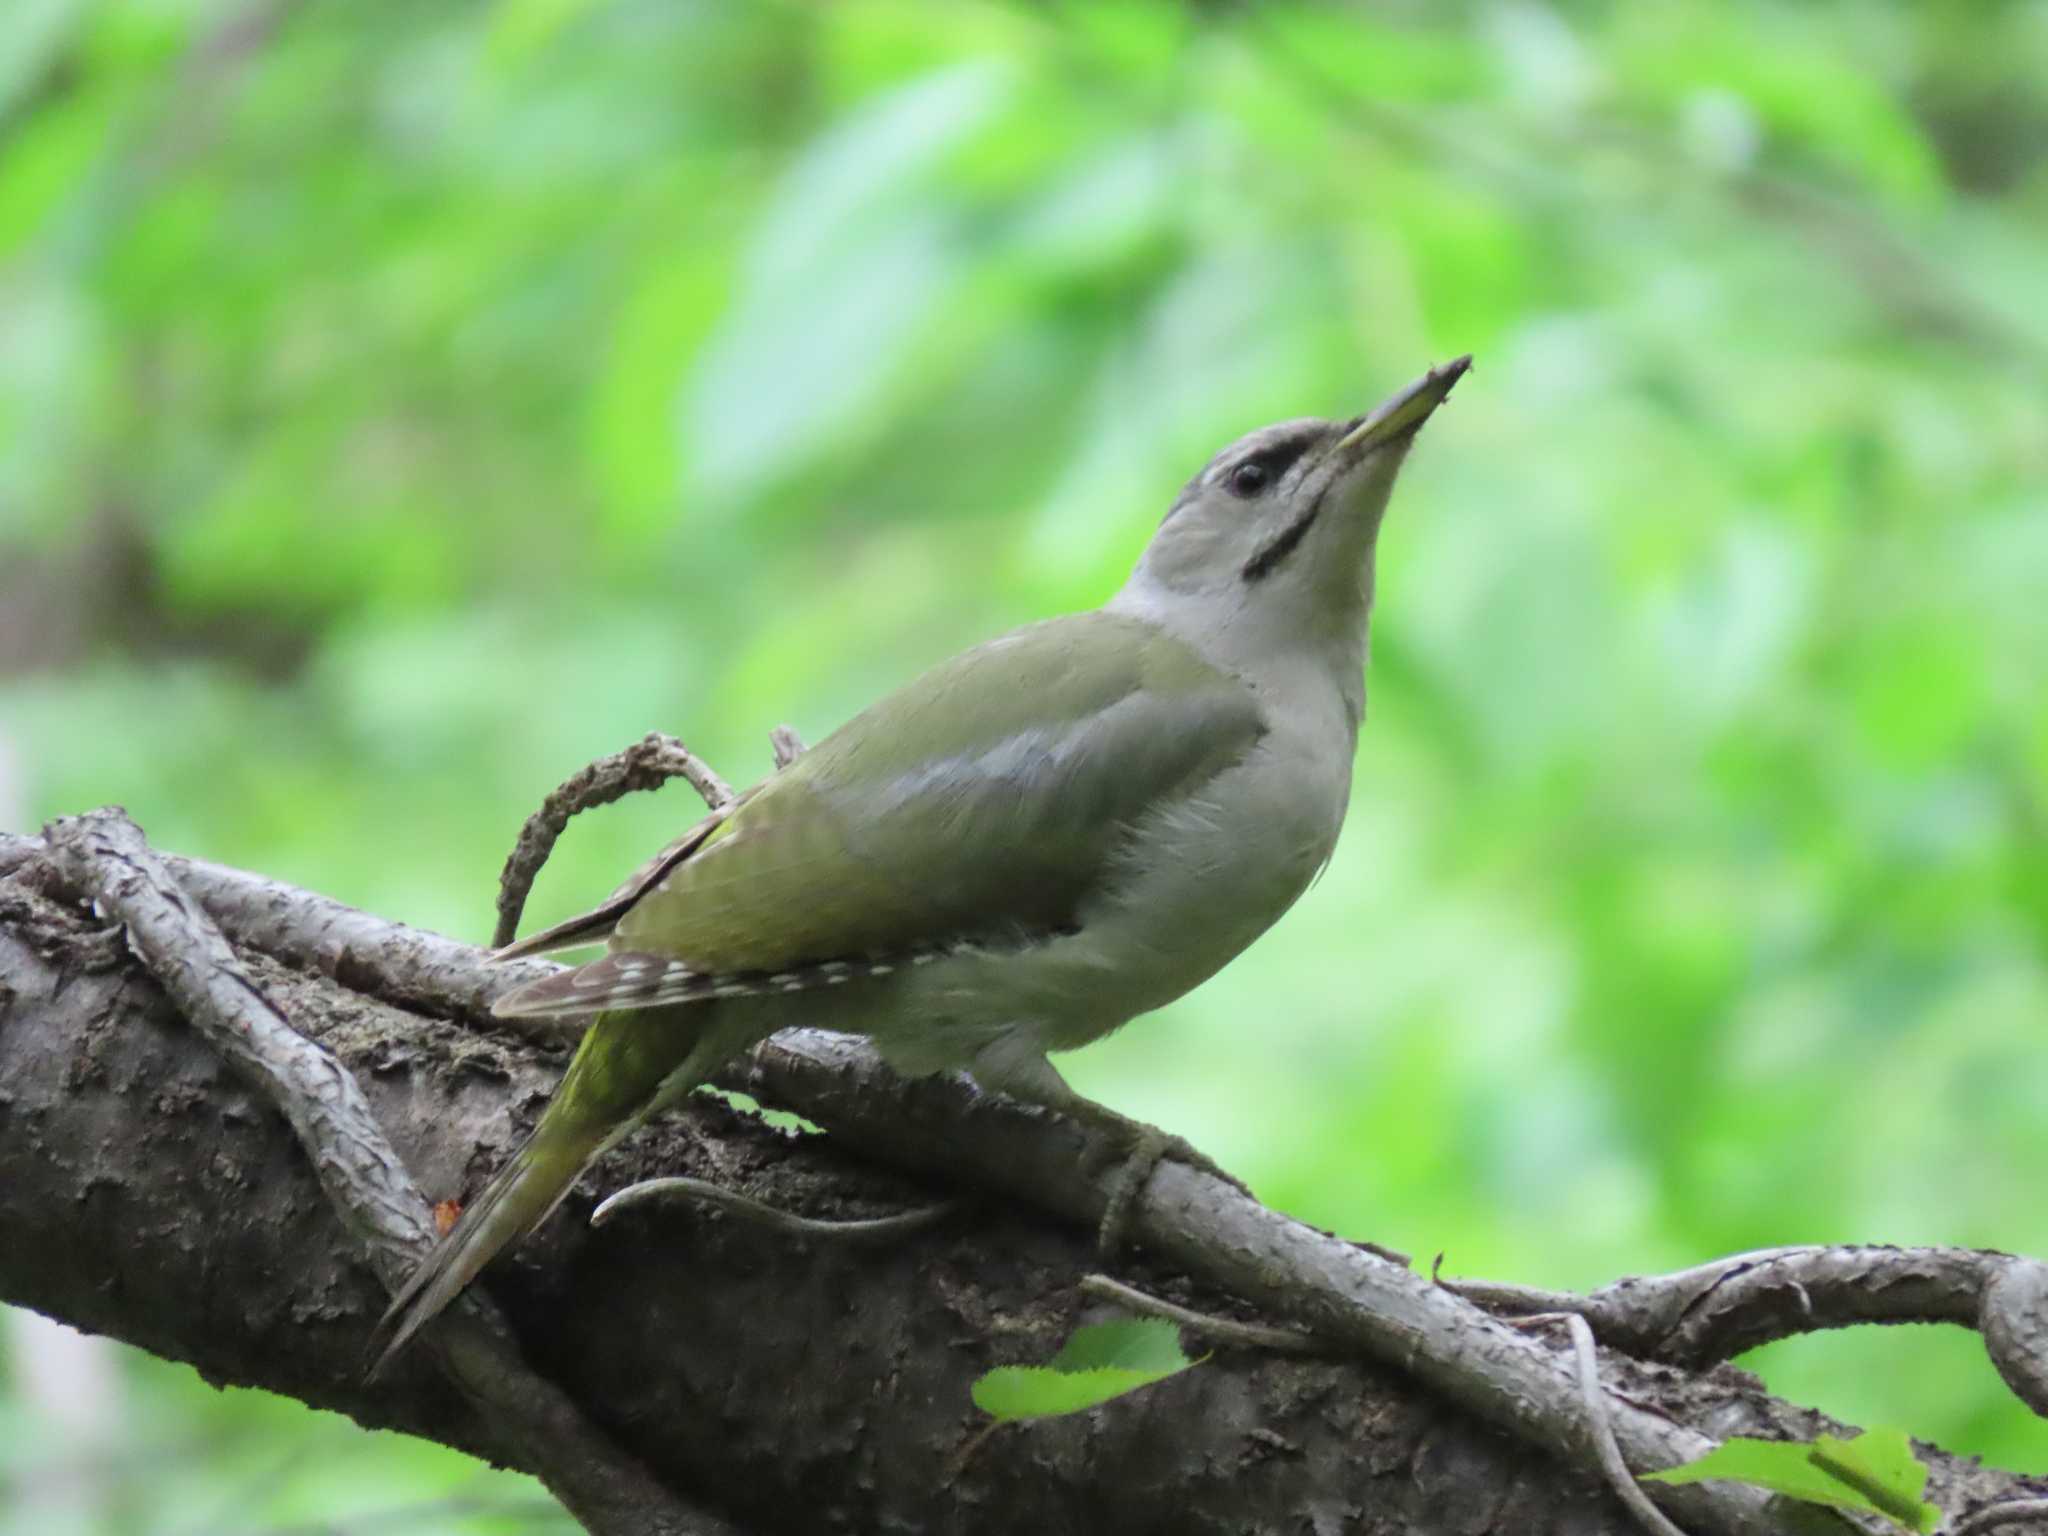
[1641,1428,1937,1533]
[970,1320,1199,1423]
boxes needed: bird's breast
[848,679,1359,1065]
[999,715,1352,1042]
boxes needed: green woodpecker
[371,356,1471,1371]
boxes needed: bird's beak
[1336,355,1473,456]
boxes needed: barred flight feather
[489,942,970,1019]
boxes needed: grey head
[1112,356,1471,672]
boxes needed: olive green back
[613,612,1265,972]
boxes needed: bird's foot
[958,1046,1250,1253]
[1088,1117,1251,1256]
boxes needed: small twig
[738,1028,1796,1536]
[0,832,573,1044]
[768,725,807,770]
[44,810,432,1275]
[165,846,577,1040]
[41,808,740,1536]
[1442,1245,2048,1423]
[1517,1312,1693,1536]
[493,733,736,949]
[1953,1498,2048,1536]
[591,1176,958,1241]
[1436,1271,1586,1317]
[1078,1275,1323,1354]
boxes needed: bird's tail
[368,1108,608,1376]
[368,1005,714,1376]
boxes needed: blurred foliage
[1,0,2044,1526]
[0,1337,567,1536]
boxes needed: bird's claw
[1093,1124,1251,1255]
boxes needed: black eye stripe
[1264,436,1314,476]
[1230,434,1314,486]
[1160,425,1329,526]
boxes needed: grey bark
[0,856,2041,1535]
[34,807,732,1536]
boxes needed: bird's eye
[1228,460,1271,497]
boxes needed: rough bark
[1,855,2041,1535]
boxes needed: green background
[3,0,2044,1529]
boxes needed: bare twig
[1442,1245,2048,1420]
[0,832,581,1042]
[768,726,807,770]
[733,1030,1797,1536]
[169,848,577,1039]
[1516,1313,1693,1536]
[493,734,735,950]
[1077,1274,1322,1354]
[43,810,432,1275]
[40,809,741,1536]
[591,1176,957,1241]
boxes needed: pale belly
[848,726,1352,1071]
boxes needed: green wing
[493,612,1264,1017]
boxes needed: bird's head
[1118,356,1470,662]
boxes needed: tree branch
[3,827,2044,1532]
[1442,1246,2048,1416]
[38,809,737,1536]
[492,734,736,951]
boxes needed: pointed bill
[1337,355,1472,455]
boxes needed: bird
[369,355,1472,1373]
